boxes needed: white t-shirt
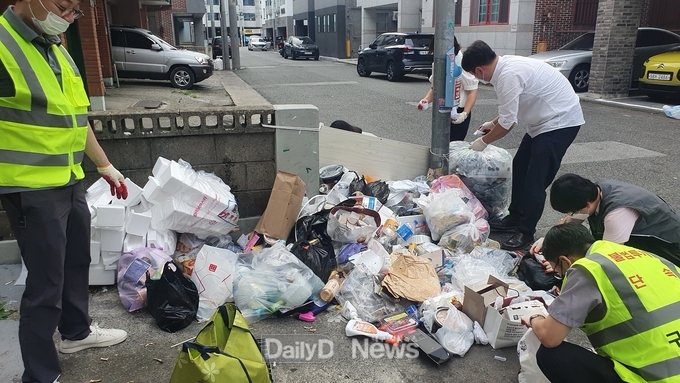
[429,51,479,108]
[490,55,585,137]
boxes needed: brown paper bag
[382,254,441,302]
[254,171,306,240]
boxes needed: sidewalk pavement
[0,62,663,383]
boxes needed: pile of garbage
[86,143,558,380]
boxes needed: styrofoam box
[95,205,125,227]
[89,263,115,285]
[90,240,101,265]
[112,178,143,207]
[123,233,146,253]
[125,210,152,236]
[100,227,125,252]
[142,177,171,204]
[152,157,171,177]
[101,251,122,271]
[156,161,189,194]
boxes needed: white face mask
[30,0,71,35]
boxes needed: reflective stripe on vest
[0,17,89,188]
[573,241,680,382]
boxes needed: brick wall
[588,0,640,97]
[95,0,112,80]
[79,1,105,98]
[156,5,175,44]
[531,0,674,54]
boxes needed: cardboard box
[254,171,306,240]
[462,275,509,327]
[95,205,125,227]
[420,249,445,269]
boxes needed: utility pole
[229,0,241,69]
[210,0,216,44]
[220,0,231,70]
[429,0,457,177]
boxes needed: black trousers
[625,236,680,267]
[509,126,580,235]
[537,342,624,383]
[449,107,472,142]
[1,182,92,383]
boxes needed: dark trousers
[537,342,624,383]
[510,126,580,235]
[1,182,92,383]
[625,236,680,267]
[449,107,472,142]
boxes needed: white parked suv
[248,36,270,51]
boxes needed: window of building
[572,0,598,26]
[470,0,509,25]
[317,16,321,33]
[244,12,256,21]
[212,0,219,5]
[281,7,286,15]
[333,13,336,32]
[242,0,254,5]
[208,13,219,20]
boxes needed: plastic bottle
[396,222,414,243]
[320,270,346,302]
[377,218,399,249]
[345,319,394,341]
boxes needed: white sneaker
[58,324,128,354]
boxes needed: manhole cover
[133,100,164,109]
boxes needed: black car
[211,36,231,59]
[283,36,319,60]
[357,33,434,81]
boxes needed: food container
[319,164,344,184]
[432,306,449,333]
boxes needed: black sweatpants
[450,107,472,142]
[537,342,624,383]
[1,182,92,383]
[510,126,581,236]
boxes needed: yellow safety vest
[0,16,90,189]
[570,241,680,382]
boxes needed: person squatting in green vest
[0,1,129,382]
[532,173,680,268]
[526,223,680,383]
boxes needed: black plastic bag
[146,262,199,333]
[349,172,367,196]
[290,209,336,259]
[290,239,337,281]
[362,180,390,205]
[517,255,561,291]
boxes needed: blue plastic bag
[663,105,680,120]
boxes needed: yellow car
[639,50,680,100]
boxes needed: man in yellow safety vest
[525,222,680,382]
[0,1,128,381]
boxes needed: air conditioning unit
[392,11,398,21]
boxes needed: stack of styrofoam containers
[145,158,239,239]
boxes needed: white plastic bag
[190,245,239,321]
[517,329,550,383]
[415,188,475,241]
[422,304,474,357]
[473,321,489,345]
[438,219,490,254]
[663,105,680,120]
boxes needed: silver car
[248,36,271,51]
[529,27,680,92]
[110,26,213,90]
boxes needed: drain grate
[133,100,163,109]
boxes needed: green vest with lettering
[0,16,90,189]
[570,241,680,382]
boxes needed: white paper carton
[95,205,125,227]
[112,178,143,207]
[125,210,152,236]
[90,240,101,265]
[100,227,125,252]
[483,305,530,349]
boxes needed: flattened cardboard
[461,275,509,327]
[255,171,306,240]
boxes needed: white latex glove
[452,111,468,124]
[530,237,544,255]
[469,137,488,151]
[417,99,430,111]
[97,164,128,199]
[479,121,495,130]
[520,310,546,328]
